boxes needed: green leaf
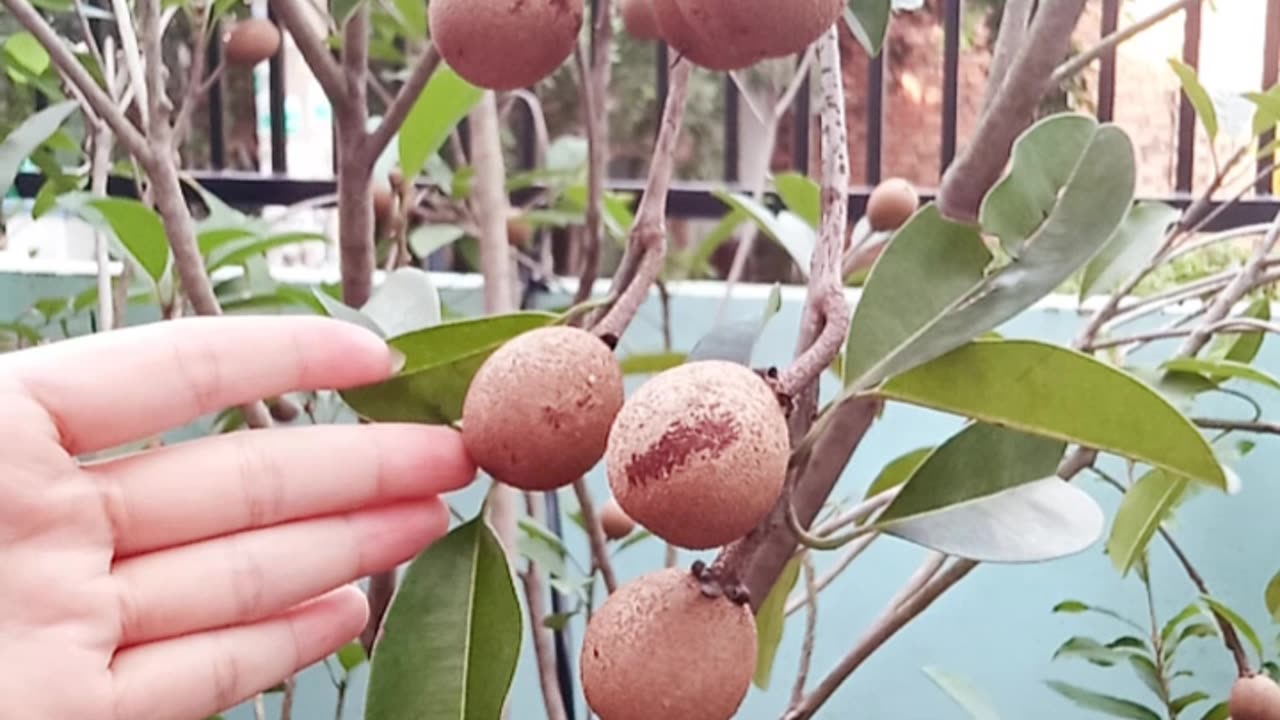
[712,190,814,275]
[1079,202,1180,300]
[336,641,367,673]
[1052,636,1126,667]
[1162,602,1206,644]
[340,312,558,424]
[1045,680,1162,720]
[3,32,50,77]
[844,0,891,56]
[0,99,78,201]
[687,283,782,365]
[365,516,522,720]
[1106,468,1190,576]
[409,223,467,259]
[1201,594,1263,661]
[1244,86,1280,137]
[1266,570,1280,623]
[691,207,750,277]
[330,0,365,25]
[874,340,1228,489]
[843,114,1135,393]
[399,65,484,179]
[1168,59,1218,141]
[1052,600,1146,633]
[1198,701,1230,720]
[1163,357,1280,392]
[1126,655,1163,701]
[391,0,426,36]
[753,555,801,690]
[863,446,933,499]
[361,267,443,338]
[774,171,821,228]
[81,198,172,285]
[921,666,1001,720]
[1171,692,1210,714]
[870,423,1104,563]
[1207,297,1269,364]
[619,352,687,375]
[206,231,327,271]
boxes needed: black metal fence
[13,0,1280,231]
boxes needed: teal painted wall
[4,269,1276,720]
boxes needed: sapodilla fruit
[620,0,661,40]
[605,359,789,550]
[1230,673,1280,720]
[580,568,757,720]
[221,18,281,67]
[866,177,920,231]
[600,497,637,540]
[429,0,583,91]
[677,0,844,61]
[651,0,764,71]
[462,326,624,491]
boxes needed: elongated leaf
[753,555,802,689]
[875,340,1227,489]
[1079,202,1180,300]
[340,312,558,423]
[774,172,821,228]
[1266,570,1280,623]
[864,446,933,499]
[1162,602,1206,645]
[3,32,50,77]
[1207,297,1270,364]
[1168,59,1218,141]
[1052,637,1126,667]
[1126,655,1163,701]
[712,190,814,275]
[1171,691,1210,714]
[691,206,750,277]
[1201,595,1263,661]
[619,352,686,375]
[312,288,385,337]
[1200,702,1230,720]
[687,284,782,365]
[0,99,78,201]
[331,0,364,25]
[1052,600,1146,633]
[1106,469,1189,576]
[844,115,1135,393]
[1245,87,1280,137]
[365,516,522,720]
[206,231,327,271]
[1163,357,1280,392]
[921,666,1001,720]
[845,0,890,56]
[361,267,443,338]
[399,65,484,178]
[82,198,172,284]
[1045,680,1161,720]
[391,0,426,36]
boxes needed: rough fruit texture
[222,18,281,67]
[651,0,763,71]
[580,568,757,720]
[866,177,920,231]
[429,0,583,91]
[462,326,624,491]
[1231,674,1280,720]
[677,0,843,61]
[606,359,789,549]
[600,498,636,540]
[620,0,661,40]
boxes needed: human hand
[0,315,477,720]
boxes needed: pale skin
[0,315,478,720]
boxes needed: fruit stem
[573,478,620,594]
[590,58,691,340]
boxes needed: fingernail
[388,347,407,374]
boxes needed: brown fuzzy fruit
[605,359,789,550]
[507,215,534,248]
[221,18,281,67]
[429,0,584,91]
[600,498,637,540]
[462,326,624,491]
[1231,674,1280,720]
[580,568,757,720]
[651,0,764,71]
[620,0,661,40]
[677,0,843,61]
[866,177,920,231]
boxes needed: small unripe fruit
[462,326,624,491]
[580,568,757,720]
[221,18,281,67]
[620,0,661,40]
[1231,674,1280,720]
[507,215,533,248]
[866,177,920,231]
[677,0,843,61]
[600,498,636,540]
[429,0,584,91]
[651,0,764,71]
[606,360,789,550]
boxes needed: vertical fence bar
[1257,0,1280,195]
[940,0,961,171]
[792,74,811,174]
[207,23,226,170]
[1096,0,1120,122]
[1174,0,1202,192]
[867,51,885,184]
[267,4,287,174]
[724,75,740,182]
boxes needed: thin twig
[268,0,349,107]
[790,552,818,707]
[890,552,947,612]
[521,494,570,720]
[810,487,899,538]
[1178,209,1280,356]
[365,46,441,160]
[1086,317,1280,351]
[1050,0,1200,85]
[111,0,150,125]
[573,478,619,594]
[1192,417,1280,435]
[772,46,815,118]
[172,0,214,149]
[784,533,879,617]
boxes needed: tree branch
[1050,0,1200,85]
[1192,417,1280,435]
[937,0,1089,222]
[521,494,570,720]
[268,0,349,107]
[172,1,214,150]
[364,45,441,161]
[983,0,1033,109]
[573,479,619,594]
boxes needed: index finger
[1,315,400,454]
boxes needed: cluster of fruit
[461,325,792,719]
